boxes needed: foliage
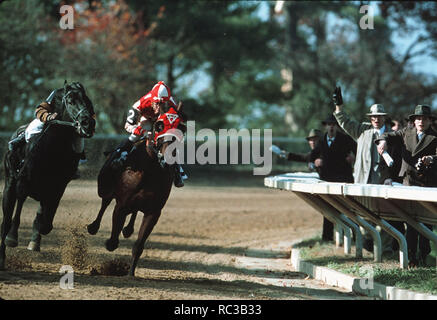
[0,0,59,130]
[275,1,437,136]
[1,0,436,136]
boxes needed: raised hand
[333,86,343,106]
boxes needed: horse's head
[60,81,96,138]
[153,104,186,165]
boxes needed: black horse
[0,81,96,270]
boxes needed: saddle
[98,138,151,198]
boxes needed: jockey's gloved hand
[333,86,343,106]
[132,126,146,137]
[47,112,58,121]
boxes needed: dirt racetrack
[0,178,366,300]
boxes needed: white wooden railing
[265,173,437,269]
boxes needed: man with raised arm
[332,86,403,255]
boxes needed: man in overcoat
[309,114,356,241]
[332,87,403,254]
[333,100,398,184]
[377,104,437,266]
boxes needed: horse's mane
[70,82,95,115]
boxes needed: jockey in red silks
[125,81,178,143]
[111,81,186,187]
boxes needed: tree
[54,0,155,133]
[272,1,437,136]
[0,0,60,131]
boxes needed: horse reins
[61,89,91,132]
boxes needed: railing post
[294,192,348,249]
[343,196,408,269]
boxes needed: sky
[258,1,437,77]
[182,1,437,103]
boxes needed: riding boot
[111,139,134,170]
[8,132,26,152]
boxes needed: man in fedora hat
[332,86,404,254]
[309,114,356,241]
[285,129,322,168]
[377,104,437,266]
[333,87,398,184]
[311,114,356,183]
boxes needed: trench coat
[334,111,399,184]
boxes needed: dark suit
[309,132,356,240]
[310,132,356,183]
[287,151,311,163]
[382,126,437,263]
[383,126,437,187]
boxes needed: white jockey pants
[25,118,84,153]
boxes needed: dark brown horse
[87,105,185,276]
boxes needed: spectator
[391,119,403,131]
[432,118,437,133]
[310,114,356,183]
[286,129,322,171]
[309,114,356,241]
[332,86,404,254]
[377,104,437,267]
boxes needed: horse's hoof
[122,226,134,238]
[5,236,18,248]
[105,239,119,252]
[87,222,99,235]
[27,241,41,252]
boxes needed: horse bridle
[59,88,92,134]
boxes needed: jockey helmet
[151,81,172,103]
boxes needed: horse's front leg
[105,203,128,252]
[27,206,43,251]
[87,197,112,235]
[5,196,26,248]
[122,211,137,238]
[129,210,162,277]
[1,180,17,270]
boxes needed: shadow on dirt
[0,268,357,300]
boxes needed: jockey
[8,89,61,152]
[8,87,92,179]
[126,81,177,144]
[111,81,186,187]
